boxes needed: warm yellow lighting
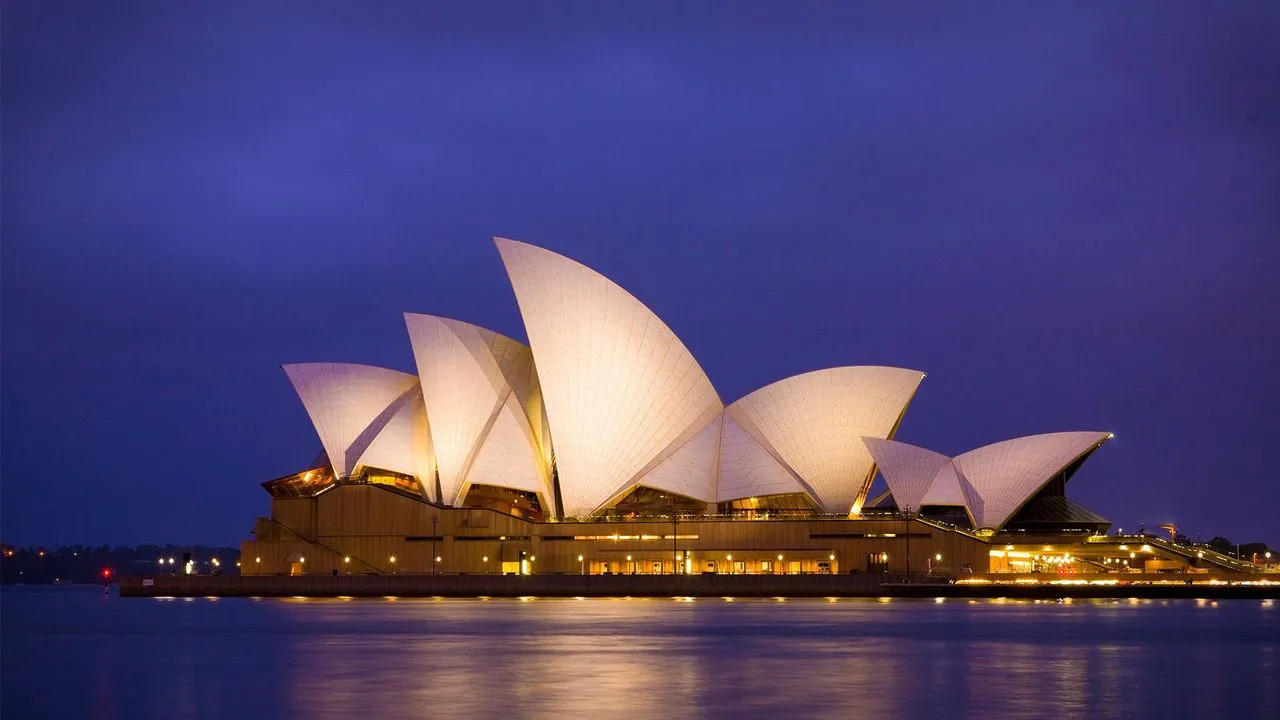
[829,554,835,561]
[1005,544,1014,550]
[530,556,536,562]
[435,556,442,562]
[1118,545,1128,551]
[626,555,633,561]
[777,554,784,561]
[299,557,305,563]
[344,556,350,563]
[1140,544,1152,553]
[1129,552,1136,559]
[934,553,942,562]
[255,557,261,563]
[577,555,584,561]
[482,556,488,562]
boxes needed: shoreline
[117,573,1280,600]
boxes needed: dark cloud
[4,1,1278,545]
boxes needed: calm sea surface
[2,586,1277,720]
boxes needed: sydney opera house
[240,238,1240,578]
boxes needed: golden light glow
[344,556,351,563]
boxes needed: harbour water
[2,586,1277,719]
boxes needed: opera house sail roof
[864,431,1113,532]
[273,237,1112,530]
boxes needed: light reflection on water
[2,588,1278,720]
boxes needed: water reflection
[2,590,1278,720]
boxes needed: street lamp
[430,513,439,576]
[626,555,633,574]
[727,554,733,575]
[482,556,489,574]
[578,554,585,575]
[777,554,784,574]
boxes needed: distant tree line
[0,544,241,584]
[1170,534,1274,561]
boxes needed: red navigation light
[102,568,114,580]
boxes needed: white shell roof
[861,437,952,514]
[404,313,551,509]
[716,413,810,501]
[953,431,1112,530]
[281,363,421,480]
[726,366,925,513]
[923,461,967,507]
[355,387,436,500]
[631,414,724,503]
[495,237,723,517]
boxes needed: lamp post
[727,554,733,575]
[430,513,439,576]
[578,554,585,575]
[904,504,912,583]
[671,498,679,575]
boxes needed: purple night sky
[3,2,1277,546]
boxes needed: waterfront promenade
[119,572,1280,600]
